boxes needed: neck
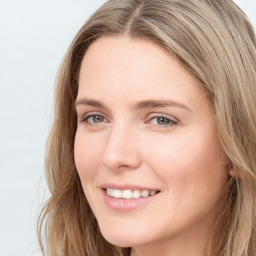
[130,216,215,256]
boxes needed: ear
[229,168,237,177]
[228,164,241,178]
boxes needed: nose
[101,123,141,171]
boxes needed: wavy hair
[38,0,256,255]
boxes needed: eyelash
[79,113,178,128]
[148,115,178,127]
[79,112,108,126]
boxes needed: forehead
[78,36,209,110]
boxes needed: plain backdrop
[0,1,255,256]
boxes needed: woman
[38,0,256,255]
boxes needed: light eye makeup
[78,111,179,129]
[79,112,109,126]
[150,116,177,126]
[147,114,178,128]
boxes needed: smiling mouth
[104,188,160,199]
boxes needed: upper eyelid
[76,107,112,119]
[77,110,179,122]
[79,111,108,119]
[79,113,109,125]
[147,113,179,122]
[148,117,178,126]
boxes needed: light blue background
[0,1,255,255]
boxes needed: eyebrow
[75,98,193,112]
[75,98,105,108]
[135,99,193,112]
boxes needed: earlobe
[229,168,237,177]
[228,164,241,178]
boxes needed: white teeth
[150,190,157,196]
[106,188,158,199]
[141,190,149,197]
[106,188,113,196]
[133,190,141,199]
[113,189,122,198]
[122,189,133,199]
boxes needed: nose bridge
[101,119,140,170]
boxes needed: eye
[87,115,105,123]
[149,116,178,127]
[80,113,108,125]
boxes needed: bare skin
[75,36,228,256]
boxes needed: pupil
[157,117,169,125]
[93,115,103,123]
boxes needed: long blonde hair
[38,0,256,255]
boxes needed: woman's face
[75,36,228,253]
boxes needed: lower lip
[102,189,159,211]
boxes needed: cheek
[145,133,228,230]
[74,132,103,181]
[144,130,227,197]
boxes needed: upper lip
[100,183,160,191]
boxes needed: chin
[100,229,134,247]
[105,237,133,248]
[99,224,146,248]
